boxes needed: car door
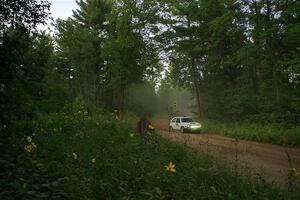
[175,118,181,130]
[170,118,176,129]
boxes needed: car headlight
[191,124,201,129]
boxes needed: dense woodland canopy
[1,0,300,127]
[160,0,300,125]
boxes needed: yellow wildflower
[72,153,78,160]
[165,161,176,173]
[288,168,296,174]
[84,111,88,115]
[24,144,34,153]
[91,158,96,163]
[26,136,32,143]
[31,142,37,148]
[296,172,300,178]
[148,124,155,130]
[114,109,118,113]
[129,133,134,137]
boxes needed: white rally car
[169,117,202,133]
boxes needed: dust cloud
[126,83,195,118]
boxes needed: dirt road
[152,117,300,186]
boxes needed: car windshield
[181,118,193,122]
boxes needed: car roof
[171,116,192,119]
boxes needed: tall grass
[201,120,300,147]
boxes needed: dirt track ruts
[152,117,300,187]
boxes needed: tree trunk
[187,16,203,118]
[191,58,203,118]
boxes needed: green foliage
[1,0,300,199]
[54,0,163,113]
[101,4,145,112]
[202,120,300,147]
[55,18,102,105]
[1,100,293,199]
[0,27,63,124]
[0,0,50,34]
[73,0,112,30]
[159,0,300,126]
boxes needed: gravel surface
[152,116,300,187]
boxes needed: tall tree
[55,0,162,115]
[157,0,300,125]
[0,0,50,35]
[0,0,51,126]
[101,0,147,115]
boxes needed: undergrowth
[1,100,298,199]
[201,120,300,147]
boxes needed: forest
[1,0,300,199]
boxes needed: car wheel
[180,127,185,133]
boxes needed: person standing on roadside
[136,112,155,157]
[136,112,154,136]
